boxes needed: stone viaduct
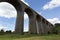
[0,0,53,34]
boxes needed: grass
[0,34,60,40]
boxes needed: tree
[0,29,4,35]
[6,30,12,34]
[0,29,4,33]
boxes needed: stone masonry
[0,0,53,34]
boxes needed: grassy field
[0,34,60,40]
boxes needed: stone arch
[0,2,17,32]
[25,8,34,18]
[36,15,41,22]
[25,8,37,34]
[0,0,24,33]
[0,0,22,10]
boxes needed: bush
[48,31,51,34]
[52,30,58,34]
[0,29,5,35]
[51,26,58,34]
[6,30,12,34]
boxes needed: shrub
[6,30,12,34]
[0,29,5,35]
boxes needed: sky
[0,0,60,32]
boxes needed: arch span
[25,8,37,34]
[0,0,24,34]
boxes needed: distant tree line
[0,23,60,35]
[0,29,12,35]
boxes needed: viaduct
[0,0,53,34]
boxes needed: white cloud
[0,24,7,31]
[43,0,60,10]
[0,2,29,19]
[0,2,17,19]
[0,24,15,32]
[21,0,29,6]
[47,18,60,25]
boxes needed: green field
[0,34,60,40]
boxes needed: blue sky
[0,0,60,32]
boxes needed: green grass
[0,34,60,40]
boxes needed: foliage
[6,30,12,34]
[0,29,12,35]
[51,25,60,34]
[0,29,4,35]
[0,34,60,40]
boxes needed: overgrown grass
[0,34,60,40]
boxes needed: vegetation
[51,24,60,34]
[0,34,60,40]
[0,23,60,40]
[0,29,12,35]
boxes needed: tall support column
[43,20,48,34]
[37,21,42,34]
[47,23,50,32]
[29,15,37,34]
[36,16,42,34]
[15,9,24,34]
[44,20,48,34]
[41,18,45,34]
[48,23,52,31]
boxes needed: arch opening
[25,8,34,18]
[25,8,34,33]
[0,2,17,32]
[24,12,29,32]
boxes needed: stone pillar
[43,20,49,34]
[36,20,39,34]
[40,17,44,34]
[44,20,48,34]
[41,18,48,34]
[48,23,52,32]
[48,23,50,31]
[36,16,42,34]
[29,15,37,34]
[37,21,42,34]
[15,9,24,34]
